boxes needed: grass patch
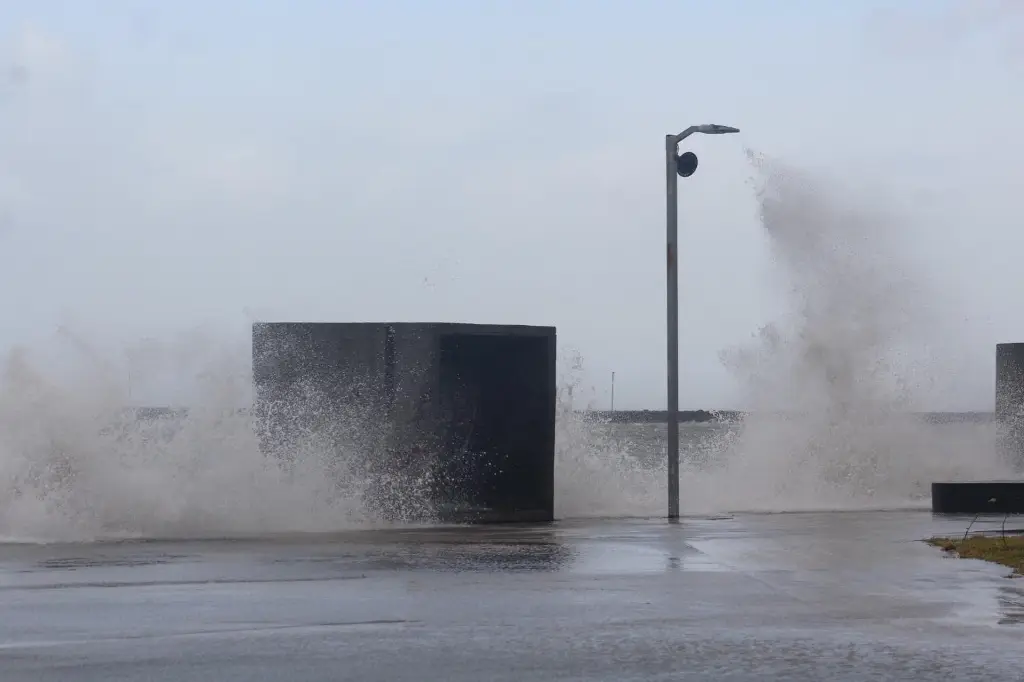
[927,535,1024,577]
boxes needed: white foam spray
[559,152,1008,518]
[0,154,1011,540]
[0,332,375,543]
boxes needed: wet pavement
[1,512,1023,681]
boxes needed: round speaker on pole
[676,151,698,178]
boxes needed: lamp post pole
[610,371,615,412]
[665,123,739,520]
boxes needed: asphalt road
[2,512,1022,681]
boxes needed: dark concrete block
[996,343,1024,472]
[932,481,1024,515]
[252,322,556,524]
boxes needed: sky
[0,0,1022,410]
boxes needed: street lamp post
[610,371,615,413]
[665,123,739,520]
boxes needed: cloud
[5,24,72,84]
[0,26,72,239]
[866,0,1024,65]
[138,127,298,212]
[0,25,298,239]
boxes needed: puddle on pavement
[997,583,1024,625]
[32,554,189,571]
[563,541,724,575]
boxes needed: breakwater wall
[581,410,994,425]
[122,407,994,426]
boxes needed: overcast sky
[1,0,1022,410]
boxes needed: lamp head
[695,124,740,135]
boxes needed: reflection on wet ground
[2,512,1024,681]
[997,584,1024,625]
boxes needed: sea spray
[0,155,1011,540]
[684,152,1008,513]
[0,331,375,542]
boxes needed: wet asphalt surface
[1,512,1023,681]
